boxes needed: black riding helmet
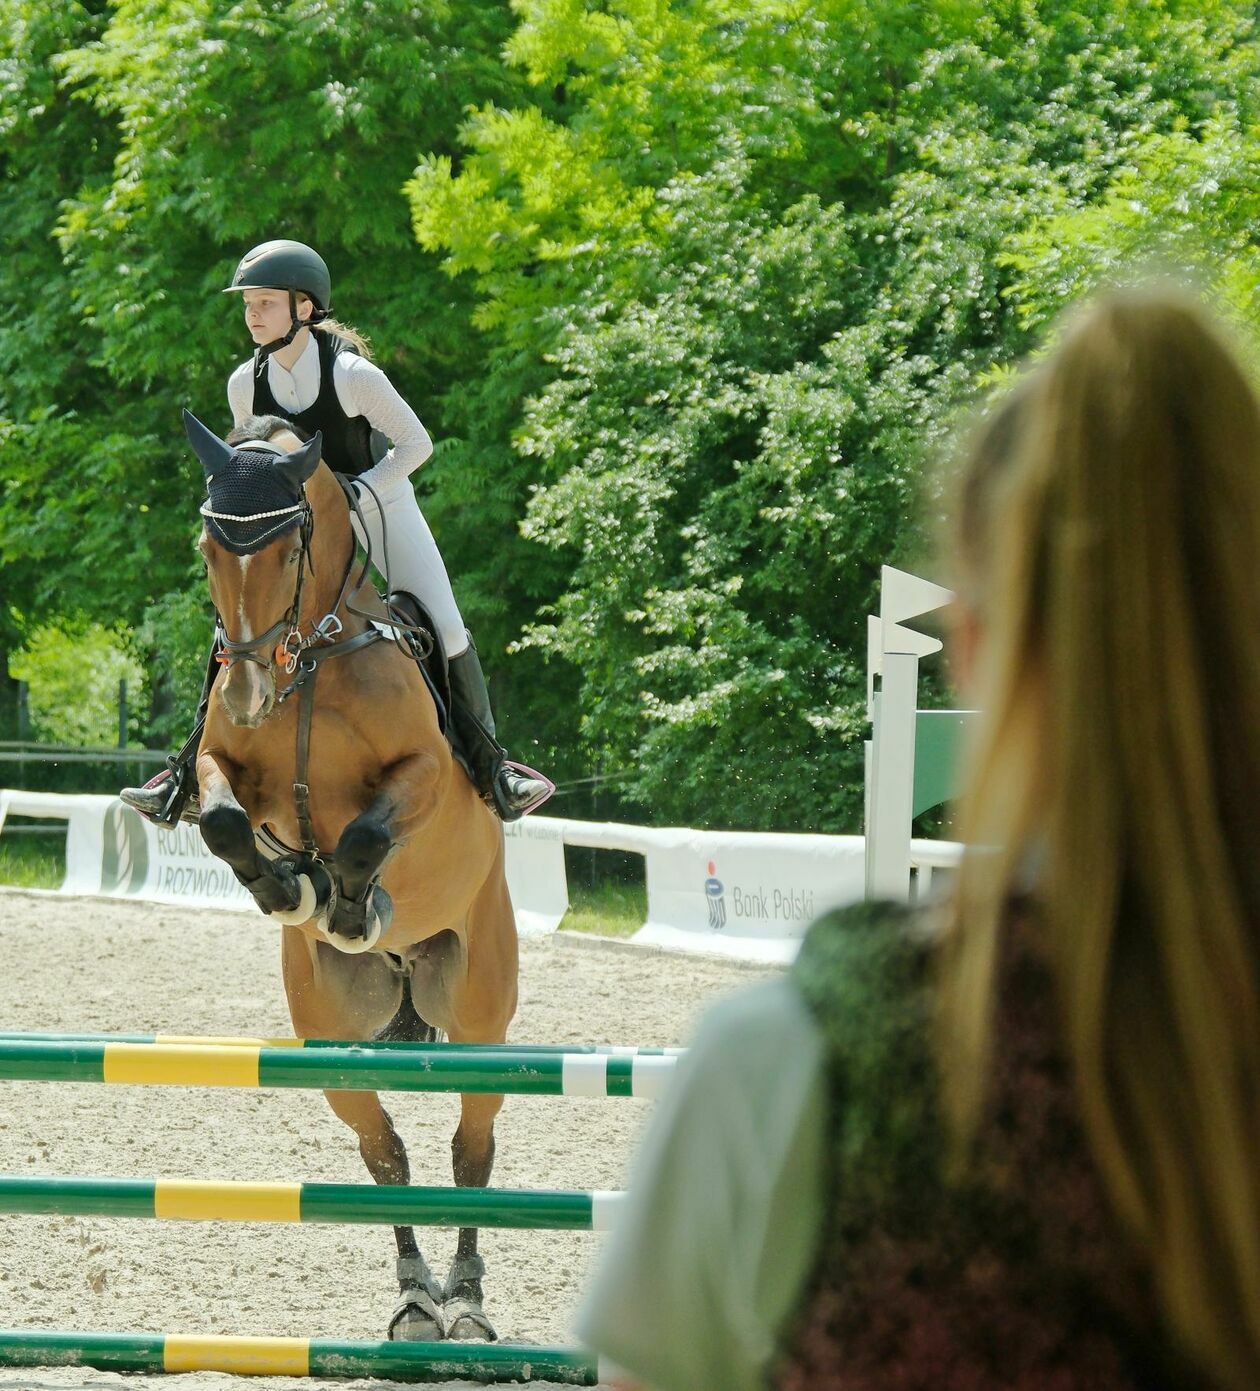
[223,239,332,369]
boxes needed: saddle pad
[380,592,452,738]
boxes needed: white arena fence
[0,789,877,964]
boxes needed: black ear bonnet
[201,446,306,554]
[183,410,323,555]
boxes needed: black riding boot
[448,639,551,822]
[119,644,219,826]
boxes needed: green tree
[9,622,145,747]
[1006,111,1260,336]
[0,0,529,738]
[6,0,1259,830]
[411,0,1260,828]
[0,0,115,659]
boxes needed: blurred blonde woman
[577,285,1260,1391]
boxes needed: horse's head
[185,409,324,728]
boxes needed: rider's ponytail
[315,318,373,359]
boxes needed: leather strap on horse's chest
[285,626,385,855]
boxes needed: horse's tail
[374,989,439,1044]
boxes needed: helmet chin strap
[254,289,328,377]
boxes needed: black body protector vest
[251,330,387,477]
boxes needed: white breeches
[349,480,468,658]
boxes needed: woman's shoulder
[792,899,938,1037]
[226,358,255,415]
[331,345,386,381]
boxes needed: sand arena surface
[0,891,771,1391]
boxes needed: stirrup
[494,763,554,822]
[119,767,199,827]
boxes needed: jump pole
[0,1330,604,1385]
[0,1034,653,1383]
[0,1175,625,1230]
[0,1030,683,1055]
[0,1038,677,1099]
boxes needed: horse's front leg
[326,752,440,939]
[197,750,303,915]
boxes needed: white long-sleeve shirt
[227,331,433,491]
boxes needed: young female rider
[122,239,550,824]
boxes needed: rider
[122,239,551,824]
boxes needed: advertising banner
[2,793,871,961]
[1,790,567,933]
[543,819,868,963]
[502,815,569,937]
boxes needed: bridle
[207,501,319,676]
[202,468,371,685]
[202,471,385,862]
[202,458,431,687]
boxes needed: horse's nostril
[221,664,275,727]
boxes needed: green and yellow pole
[0,1176,625,1230]
[0,1329,604,1384]
[0,1038,677,1098]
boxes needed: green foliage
[411,0,1260,828]
[0,831,64,890]
[8,622,145,747]
[1006,110,1260,334]
[0,0,527,681]
[560,878,646,938]
[138,583,216,748]
[5,0,1260,830]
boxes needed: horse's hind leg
[443,1091,506,1339]
[322,1088,446,1341]
[409,876,518,1340]
[280,929,445,1341]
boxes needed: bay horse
[183,409,517,1343]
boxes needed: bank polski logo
[101,801,151,894]
[704,860,726,930]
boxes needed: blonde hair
[939,286,1260,1389]
[314,317,373,358]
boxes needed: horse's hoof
[442,1253,495,1340]
[442,1296,497,1342]
[269,873,317,926]
[388,1286,444,1342]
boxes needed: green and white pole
[0,1038,677,1099]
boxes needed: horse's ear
[276,430,323,488]
[183,409,232,478]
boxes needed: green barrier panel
[912,709,976,818]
